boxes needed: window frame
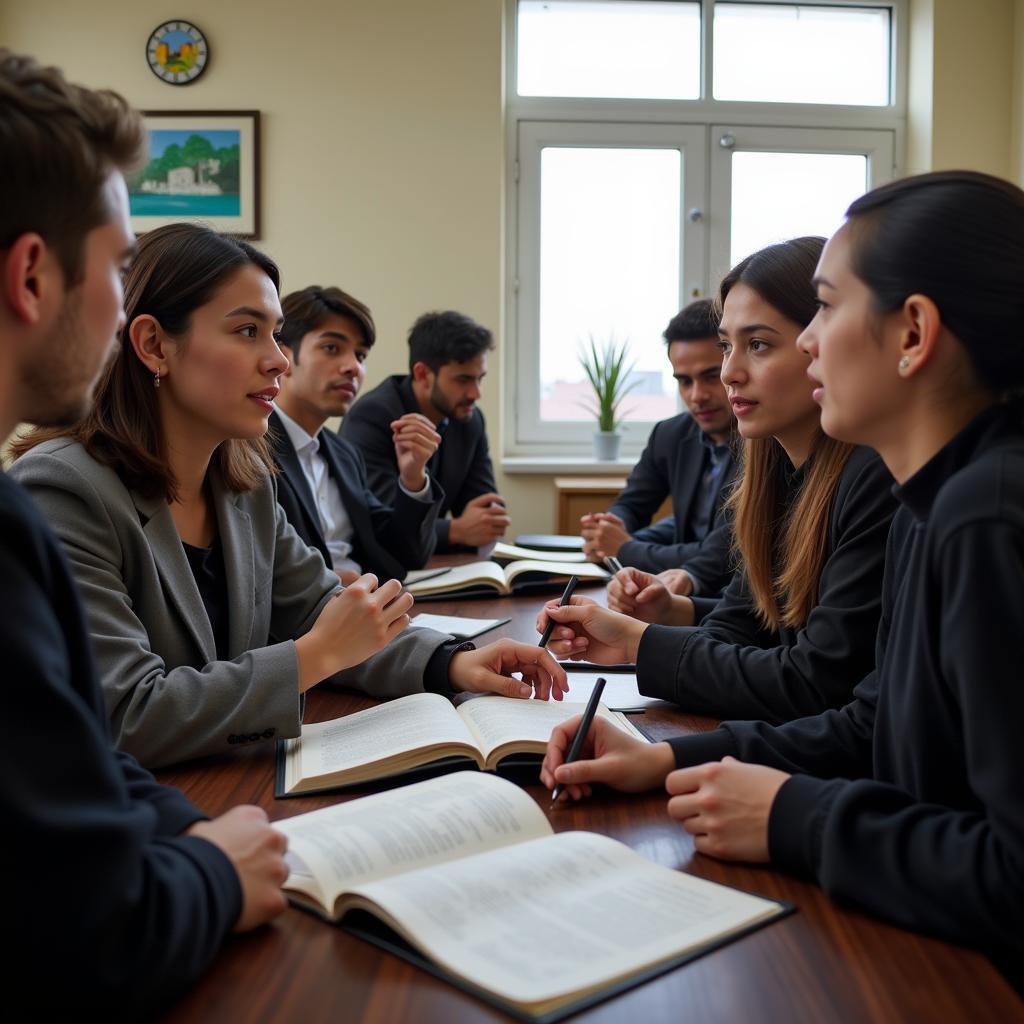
[504,0,908,461]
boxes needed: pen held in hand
[537,575,579,649]
[550,676,606,808]
[604,556,623,574]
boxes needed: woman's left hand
[665,756,790,862]
[449,639,569,700]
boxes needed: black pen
[537,575,578,649]
[604,556,623,574]
[550,677,606,808]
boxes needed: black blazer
[610,412,737,573]
[340,374,497,552]
[269,411,439,580]
[0,471,240,1015]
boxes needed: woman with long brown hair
[10,223,565,769]
[539,237,896,723]
[542,171,1024,992]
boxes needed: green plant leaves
[578,335,638,431]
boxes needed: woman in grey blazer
[10,224,565,769]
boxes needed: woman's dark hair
[845,170,1024,395]
[11,223,281,498]
[717,236,856,631]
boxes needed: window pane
[518,1,700,100]
[729,151,866,268]
[538,147,681,424]
[714,4,890,105]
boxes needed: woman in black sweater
[542,171,1024,989]
[544,238,896,724]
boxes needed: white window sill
[501,456,637,475]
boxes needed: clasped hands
[580,511,630,561]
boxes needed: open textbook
[277,692,646,796]
[402,557,609,599]
[276,772,791,1022]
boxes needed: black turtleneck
[668,404,1024,990]
[636,445,896,722]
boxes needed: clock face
[146,21,209,85]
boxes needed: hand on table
[449,638,569,700]
[449,492,510,547]
[540,714,675,802]
[665,757,790,862]
[535,596,648,663]
[186,806,289,932]
[607,567,695,626]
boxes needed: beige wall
[908,0,1017,178]
[3,0,1024,533]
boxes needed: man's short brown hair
[279,286,376,361]
[0,50,146,285]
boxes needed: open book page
[278,772,552,912]
[562,670,662,710]
[457,696,647,766]
[504,559,610,584]
[349,830,782,1009]
[491,541,588,564]
[404,560,508,595]
[292,692,481,783]
[409,613,508,639]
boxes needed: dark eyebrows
[718,322,782,338]
[225,305,285,327]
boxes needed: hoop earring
[898,357,910,371]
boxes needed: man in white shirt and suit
[270,285,442,582]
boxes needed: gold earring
[898,357,910,371]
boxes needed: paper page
[353,830,781,1006]
[491,541,588,564]
[562,670,661,711]
[404,560,507,595]
[458,696,636,761]
[278,772,552,907]
[503,559,610,584]
[297,692,480,780]
[409,613,507,639]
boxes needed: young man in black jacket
[582,299,738,594]
[0,50,287,1016]
[340,310,509,552]
[270,286,442,581]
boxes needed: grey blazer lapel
[132,490,218,663]
[211,474,255,657]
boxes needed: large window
[506,0,905,459]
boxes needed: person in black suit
[0,50,287,1015]
[270,286,442,581]
[581,299,737,593]
[340,310,510,552]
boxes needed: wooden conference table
[158,579,1020,1023]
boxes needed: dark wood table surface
[158,582,1022,1023]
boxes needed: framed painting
[129,110,261,237]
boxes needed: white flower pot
[593,430,622,461]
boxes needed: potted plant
[578,336,637,460]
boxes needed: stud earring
[898,357,910,371]
[154,370,162,389]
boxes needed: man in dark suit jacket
[341,310,510,552]
[0,50,286,1015]
[270,286,442,581]
[582,300,737,586]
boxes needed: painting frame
[130,110,261,238]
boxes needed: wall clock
[146,21,209,85]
